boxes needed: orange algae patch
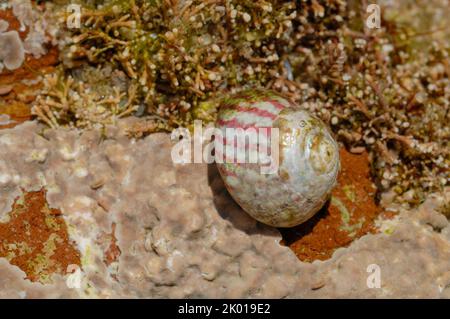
[97,222,121,280]
[0,189,81,283]
[103,223,121,267]
[0,101,32,129]
[281,148,382,262]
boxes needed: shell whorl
[216,89,340,227]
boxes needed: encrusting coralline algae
[0,120,449,298]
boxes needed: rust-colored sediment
[0,9,28,39]
[0,189,81,283]
[103,223,121,267]
[281,148,382,262]
[0,101,33,129]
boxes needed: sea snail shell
[215,89,340,228]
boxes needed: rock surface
[0,120,449,298]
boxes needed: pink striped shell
[215,89,340,227]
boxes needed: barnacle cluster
[31,0,449,208]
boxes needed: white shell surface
[216,90,340,227]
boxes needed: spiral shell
[216,89,340,227]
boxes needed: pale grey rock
[0,120,448,298]
[0,31,24,70]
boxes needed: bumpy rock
[0,120,449,298]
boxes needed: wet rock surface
[0,120,449,298]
